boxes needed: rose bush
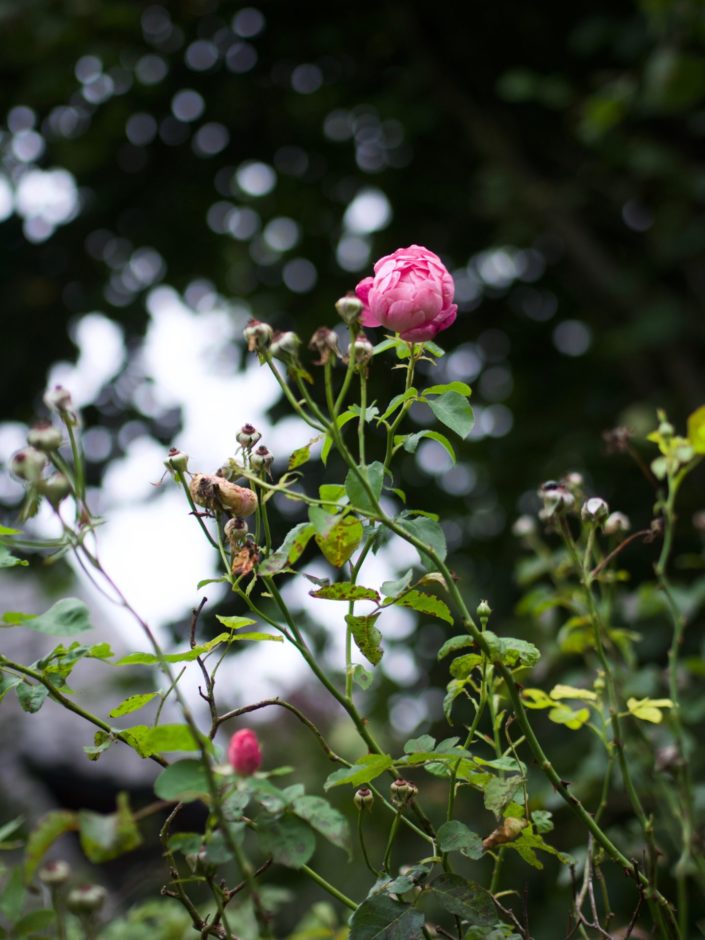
[355,244,457,342]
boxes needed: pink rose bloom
[227,728,262,775]
[355,245,457,343]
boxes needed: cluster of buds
[11,416,74,508]
[390,778,418,807]
[538,480,574,518]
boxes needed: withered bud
[10,447,48,483]
[43,385,73,413]
[354,787,374,812]
[512,515,536,538]
[38,859,71,886]
[251,445,273,473]
[164,448,189,474]
[482,816,528,850]
[693,510,705,534]
[189,473,258,517]
[602,426,632,454]
[39,473,71,506]
[270,330,301,362]
[243,319,273,353]
[538,480,574,515]
[308,327,341,365]
[350,331,374,367]
[224,516,248,545]
[581,497,609,524]
[236,423,261,449]
[335,293,363,326]
[27,421,63,452]
[231,541,260,577]
[390,778,418,806]
[66,884,107,914]
[604,511,630,535]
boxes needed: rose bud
[39,473,71,507]
[581,497,609,524]
[27,421,63,453]
[308,327,341,366]
[236,423,262,449]
[250,445,273,473]
[354,787,374,812]
[538,480,574,515]
[38,859,71,886]
[224,516,248,545]
[227,728,262,775]
[476,599,492,626]
[43,385,73,413]
[349,331,374,368]
[604,511,630,535]
[512,515,536,538]
[66,884,107,914]
[10,447,47,483]
[355,245,457,342]
[164,447,189,474]
[335,293,364,326]
[243,319,273,353]
[270,330,301,363]
[189,473,258,517]
[390,778,418,806]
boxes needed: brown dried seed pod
[189,473,258,517]
[482,816,528,850]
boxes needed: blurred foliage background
[2,0,705,934]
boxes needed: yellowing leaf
[550,684,598,703]
[547,705,590,730]
[521,688,553,709]
[627,697,674,724]
[687,404,705,454]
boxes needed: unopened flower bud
[476,599,492,625]
[39,473,71,506]
[227,728,262,775]
[243,319,273,353]
[66,884,107,914]
[43,385,73,413]
[335,293,364,326]
[538,480,574,515]
[563,471,583,488]
[10,447,47,484]
[512,515,536,538]
[350,331,374,367]
[189,473,258,517]
[250,445,273,473]
[236,423,262,449]
[354,787,374,812]
[164,448,189,475]
[390,778,418,806]
[692,510,705,534]
[655,744,684,775]
[27,421,63,452]
[309,327,341,366]
[657,417,674,439]
[581,497,609,524]
[224,516,248,545]
[270,330,301,363]
[38,859,71,886]
[602,426,632,454]
[604,512,630,535]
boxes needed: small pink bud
[227,728,262,775]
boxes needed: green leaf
[688,405,705,454]
[154,759,210,802]
[346,613,383,666]
[214,615,257,630]
[115,633,231,665]
[345,462,384,514]
[449,654,483,679]
[398,429,456,463]
[403,735,436,754]
[0,674,22,702]
[437,820,484,860]
[0,525,21,536]
[228,631,283,643]
[0,815,24,846]
[349,895,425,940]
[258,522,316,575]
[310,582,380,602]
[316,515,363,567]
[23,811,77,883]
[121,724,201,757]
[423,381,472,398]
[426,391,474,439]
[483,631,540,668]
[397,517,447,568]
[0,543,28,568]
[352,664,373,690]
[0,867,26,922]
[84,730,115,761]
[383,590,452,624]
[78,792,142,863]
[324,754,393,790]
[20,599,92,636]
[381,570,413,598]
[378,388,418,421]
[257,815,315,869]
[293,795,351,854]
[427,874,495,927]
[108,693,158,718]
[289,436,322,470]
[438,636,474,660]
[16,682,49,713]
[484,777,523,816]
[13,908,56,937]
